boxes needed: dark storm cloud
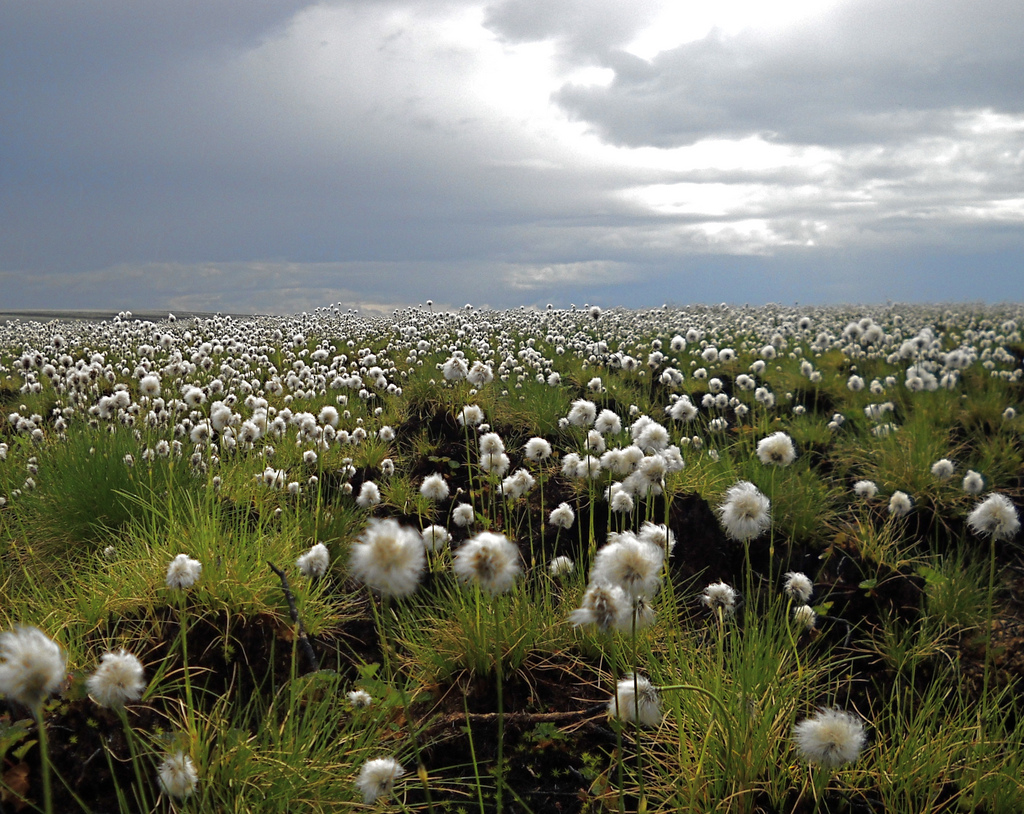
[548,0,1024,146]
[1,0,1022,313]
[0,1,314,85]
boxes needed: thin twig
[267,561,321,672]
[424,704,607,738]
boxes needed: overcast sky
[3,0,1023,314]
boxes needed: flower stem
[33,705,53,814]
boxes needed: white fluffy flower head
[853,480,878,499]
[453,532,521,594]
[297,543,330,579]
[421,524,451,552]
[967,493,1020,541]
[356,480,382,509]
[930,458,955,480]
[87,649,146,708]
[0,627,66,708]
[524,437,552,461]
[356,757,405,805]
[793,605,817,630]
[888,490,913,518]
[548,555,574,577]
[792,708,867,768]
[783,572,813,603]
[166,554,202,590]
[158,751,199,799]
[349,519,425,598]
[569,582,630,632]
[590,533,663,601]
[609,674,663,728]
[717,481,771,542]
[756,431,796,466]
[420,473,450,502]
[701,581,738,617]
[567,399,598,427]
[452,502,476,527]
[548,502,575,529]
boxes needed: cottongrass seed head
[524,437,553,461]
[609,674,663,728]
[347,689,373,708]
[453,531,522,594]
[590,532,663,600]
[350,518,426,598]
[962,469,985,495]
[0,626,66,709]
[792,708,867,768]
[783,572,814,604]
[548,555,574,577]
[756,431,796,466]
[717,481,771,542]
[452,502,476,527]
[356,756,405,804]
[888,490,913,518]
[421,524,451,552]
[419,473,450,502]
[569,581,630,632]
[967,493,1020,541]
[793,605,817,630]
[165,553,202,590]
[296,542,330,579]
[356,480,382,509]
[158,751,199,799]
[701,581,738,617]
[548,502,575,529]
[853,480,878,499]
[86,649,146,708]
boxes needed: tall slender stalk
[32,704,54,814]
[369,593,435,813]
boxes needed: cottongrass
[756,431,797,466]
[783,572,814,603]
[888,491,913,518]
[853,480,878,499]
[157,751,199,799]
[349,519,426,599]
[452,532,521,594]
[793,605,817,630]
[0,626,65,709]
[967,493,1020,540]
[452,502,475,527]
[717,481,771,542]
[548,502,575,529]
[356,757,405,804]
[590,532,664,601]
[165,554,202,590]
[569,582,630,632]
[609,674,663,728]
[419,473,450,502]
[792,708,867,768]
[86,649,146,708]
[701,581,738,618]
[296,542,330,579]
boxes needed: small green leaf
[916,565,947,586]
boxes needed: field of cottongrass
[1,302,1023,813]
